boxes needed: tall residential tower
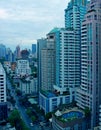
[76,0,101,128]
[54,0,87,97]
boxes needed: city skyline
[0,0,70,50]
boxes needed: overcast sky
[0,0,70,50]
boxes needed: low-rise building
[19,77,37,94]
[39,90,71,114]
[52,107,91,130]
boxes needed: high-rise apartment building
[41,33,56,91]
[53,28,79,97]
[0,63,7,122]
[76,0,101,128]
[54,0,87,96]
[65,0,87,30]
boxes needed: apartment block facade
[0,63,7,122]
[76,0,101,128]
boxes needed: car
[30,123,33,126]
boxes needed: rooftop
[40,90,69,98]
[48,27,61,34]
[54,107,85,123]
[40,90,56,98]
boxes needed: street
[7,78,53,130]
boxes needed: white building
[19,77,37,94]
[0,63,6,103]
[0,63,7,121]
[16,60,31,76]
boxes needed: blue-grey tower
[76,0,101,129]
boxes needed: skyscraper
[53,28,79,98]
[53,0,87,98]
[41,33,56,91]
[76,0,101,128]
[65,0,87,30]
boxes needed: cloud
[0,9,11,19]
[0,0,70,50]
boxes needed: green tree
[8,109,21,127]
[45,112,52,121]
[8,109,29,130]
[84,107,91,117]
[26,108,32,117]
[31,116,36,122]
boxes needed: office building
[76,0,101,128]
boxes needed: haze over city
[0,0,101,130]
[0,0,70,50]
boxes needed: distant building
[0,44,6,59]
[20,49,29,59]
[15,45,21,60]
[6,48,13,62]
[32,44,36,54]
[0,63,7,122]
